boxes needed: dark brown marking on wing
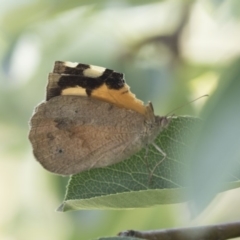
[47,62,125,100]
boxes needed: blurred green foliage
[1,0,240,239]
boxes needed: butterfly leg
[143,145,151,176]
[148,142,167,186]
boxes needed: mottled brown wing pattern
[29,96,148,175]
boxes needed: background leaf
[186,59,240,215]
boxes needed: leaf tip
[56,202,66,212]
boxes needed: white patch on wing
[63,61,79,68]
[83,65,106,78]
[61,86,87,96]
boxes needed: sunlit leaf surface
[60,116,199,211]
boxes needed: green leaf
[59,116,200,211]
[186,59,240,214]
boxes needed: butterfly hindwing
[29,95,147,175]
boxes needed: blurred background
[1,0,240,239]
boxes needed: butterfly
[28,61,169,175]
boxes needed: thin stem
[118,221,240,240]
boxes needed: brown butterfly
[28,61,169,175]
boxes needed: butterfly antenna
[166,94,209,117]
